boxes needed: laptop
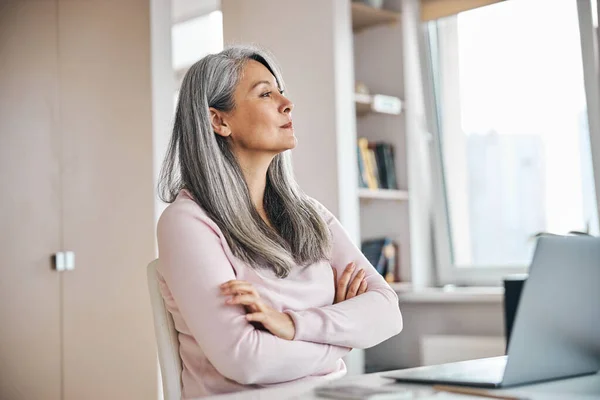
[384,236,600,388]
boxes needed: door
[57,1,158,399]
[0,2,62,400]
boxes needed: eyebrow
[250,80,277,91]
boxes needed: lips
[280,121,293,129]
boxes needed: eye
[260,90,285,98]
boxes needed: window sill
[389,282,504,304]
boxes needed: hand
[332,262,368,304]
[220,280,296,341]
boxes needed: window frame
[423,0,600,286]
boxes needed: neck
[236,151,275,219]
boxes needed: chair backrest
[147,259,182,400]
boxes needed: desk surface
[204,369,600,400]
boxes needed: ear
[209,107,231,137]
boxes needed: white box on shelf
[355,93,403,116]
[372,94,402,114]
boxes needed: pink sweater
[156,189,403,399]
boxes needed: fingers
[226,294,266,312]
[346,269,365,299]
[332,267,338,303]
[223,285,257,296]
[358,279,368,295]
[335,262,355,303]
[220,280,259,297]
[246,310,296,341]
[245,312,266,323]
[221,281,264,313]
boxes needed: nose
[280,96,294,114]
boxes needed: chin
[265,135,297,155]
[287,136,298,149]
[278,136,297,152]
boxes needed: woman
[157,44,403,399]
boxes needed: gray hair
[158,44,332,278]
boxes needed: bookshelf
[352,1,410,286]
[351,2,401,32]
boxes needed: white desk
[204,369,600,400]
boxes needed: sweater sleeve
[157,202,350,386]
[285,199,403,349]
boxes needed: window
[172,10,223,111]
[172,10,223,82]
[426,0,599,284]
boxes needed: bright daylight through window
[428,0,598,271]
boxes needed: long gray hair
[158,44,332,278]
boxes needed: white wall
[151,0,175,251]
[400,0,435,287]
[332,0,362,240]
[150,0,175,397]
[172,0,220,23]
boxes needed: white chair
[147,259,183,400]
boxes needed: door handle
[54,251,75,271]
[65,251,75,271]
[54,252,65,272]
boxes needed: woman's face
[211,60,296,157]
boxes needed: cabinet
[0,2,157,399]
[0,3,62,399]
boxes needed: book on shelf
[357,138,376,189]
[382,143,398,190]
[366,146,382,188]
[357,145,368,188]
[357,138,398,191]
[360,237,401,283]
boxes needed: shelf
[355,93,373,115]
[388,282,414,292]
[420,0,503,22]
[351,2,400,33]
[355,93,403,116]
[358,188,409,201]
